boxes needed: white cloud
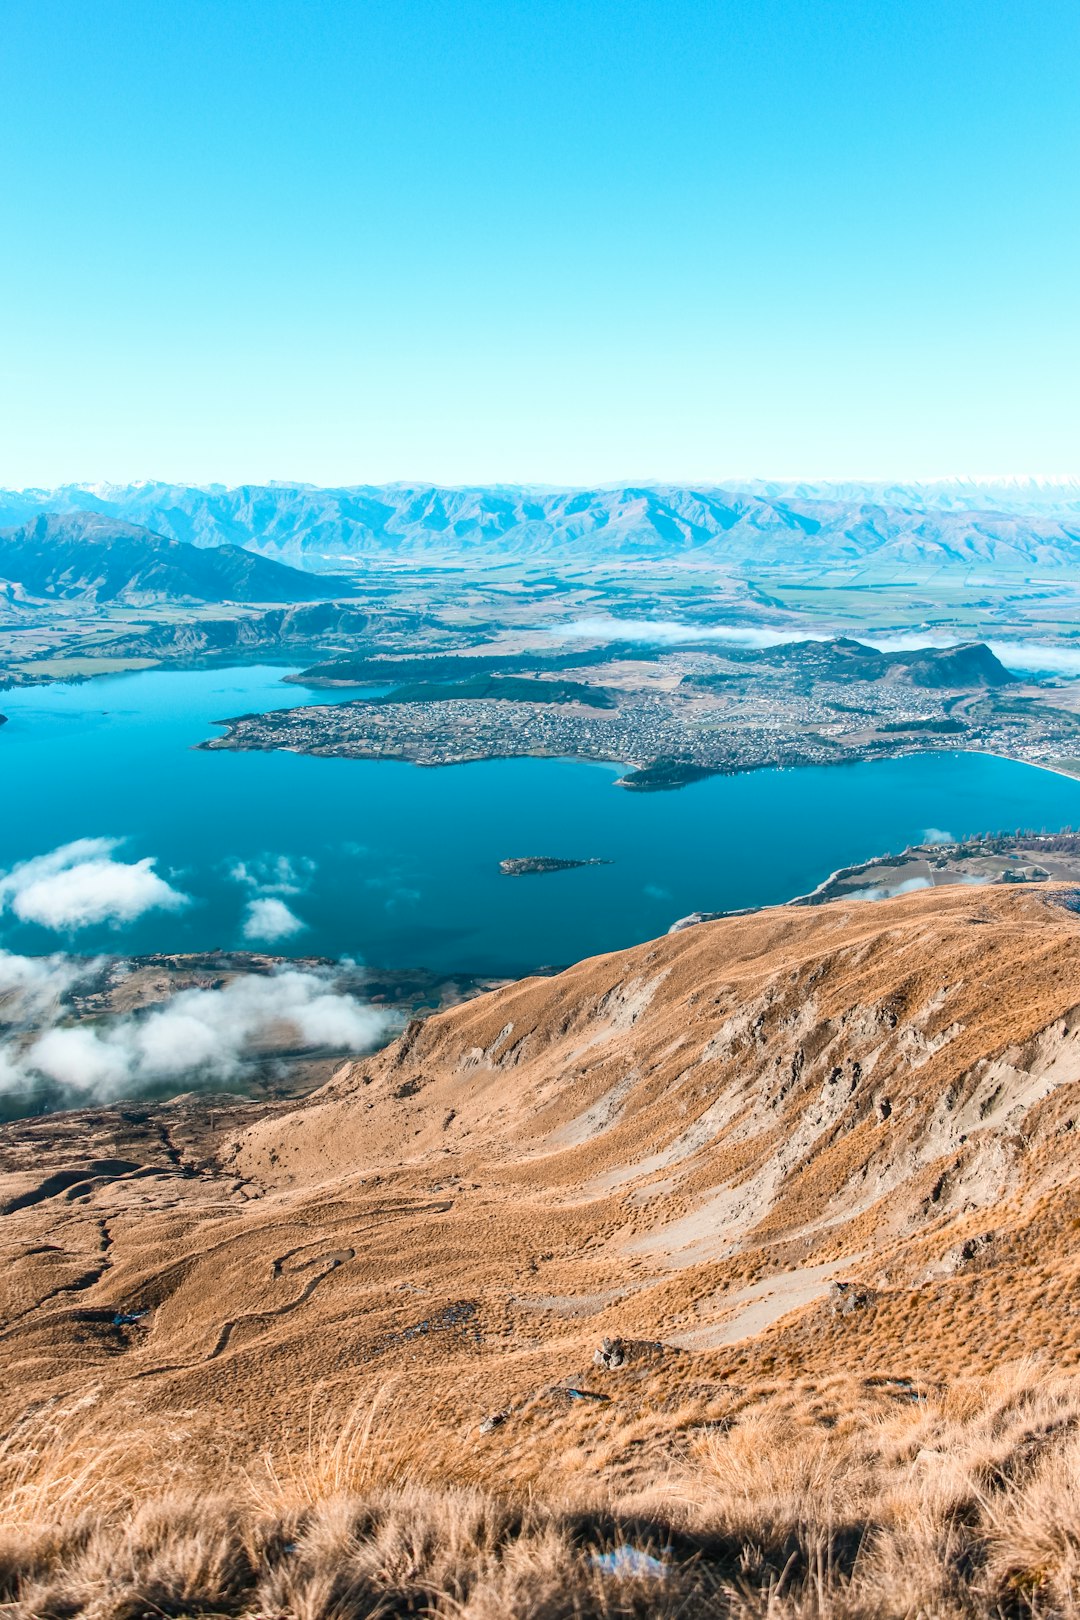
[849,873,989,902]
[0,1045,25,1091]
[922,827,955,845]
[3,966,395,1100]
[849,876,934,902]
[243,896,306,942]
[0,840,188,931]
[0,949,99,1018]
[986,641,1080,677]
[552,616,955,653]
[228,853,316,896]
[552,616,804,649]
[29,1024,131,1093]
[551,616,1080,677]
[286,990,385,1047]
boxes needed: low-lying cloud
[551,616,809,650]
[228,853,317,896]
[550,615,933,652]
[848,876,934,902]
[984,641,1080,678]
[0,957,396,1103]
[0,840,188,932]
[848,873,988,903]
[0,948,99,1018]
[243,896,306,942]
[549,615,1080,677]
[228,853,314,942]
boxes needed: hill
[741,635,1017,688]
[4,884,1080,1435]
[76,601,379,658]
[5,883,1080,1612]
[293,643,661,686]
[0,512,356,605]
[379,673,616,707]
[3,479,1080,572]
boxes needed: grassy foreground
[3,1362,1080,1618]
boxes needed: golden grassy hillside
[3,881,1080,1615]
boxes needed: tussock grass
[4,1364,1080,1617]
[244,1380,469,1510]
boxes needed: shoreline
[202,721,1080,800]
[975,747,1080,786]
[11,655,1080,800]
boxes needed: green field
[13,655,161,678]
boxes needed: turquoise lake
[3,663,1080,975]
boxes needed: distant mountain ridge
[742,476,1080,517]
[2,480,1080,573]
[0,512,355,605]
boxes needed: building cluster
[209,648,1080,780]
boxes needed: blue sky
[2,0,1078,487]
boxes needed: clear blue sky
[2,0,1078,487]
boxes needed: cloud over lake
[0,839,188,931]
[243,896,306,942]
[228,853,317,896]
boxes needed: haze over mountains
[743,476,1080,517]
[3,480,1080,573]
[0,512,354,605]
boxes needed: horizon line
[5,472,1080,497]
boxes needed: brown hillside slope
[3,882,1080,1503]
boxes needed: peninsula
[199,636,1080,788]
[668,829,1080,931]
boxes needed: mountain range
[743,475,1080,516]
[2,480,1080,572]
[0,512,354,605]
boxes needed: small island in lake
[499,856,612,876]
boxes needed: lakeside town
[202,636,1080,788]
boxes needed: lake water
[3,663,1080,975]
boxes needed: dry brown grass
[244,1380,475,1511]
[3,1362,1080,1617]
[7,888,1080,1614]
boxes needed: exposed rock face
[593,1335,678,1369]
[829,1281,874,1316]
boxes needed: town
[202,635,1080,787]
